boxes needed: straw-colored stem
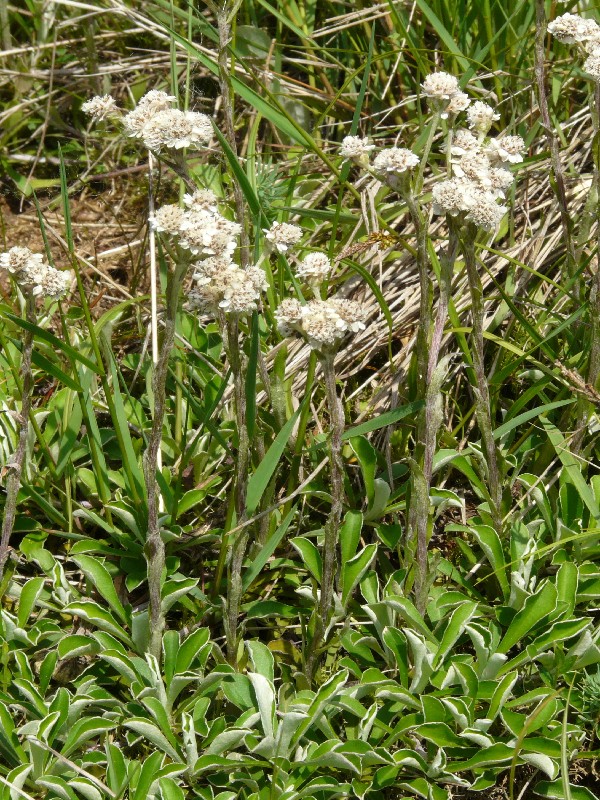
[0,295,36,586]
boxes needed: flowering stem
[405,192,433,396]
[415,111,441,195]
[143,255,191,662]
[534,0,576,290]
[0,295,36,587]
[306,351,344,682]
[220,314,250,667]
[462,225,503,534]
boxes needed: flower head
[465,191,507,231]
[276,297,366,353]
[431,178,479,216]
[179,210,240,257]
[422,71,460,99]
[340,135,375,163]
[485,135,526,165]
[0,246,71,299]
[123,90,175,138]
[448,129,479,156]
[264,221,303,253]
[183,188,219,213]
[372,147,420,176]
[149,203,185,235]
[82,94,118,121]
[467,101,499,135]
[191,260,266,316]
[443,92,471,119]
[296,252,332,283]
[548,13,599,43]
[139,109,213,150]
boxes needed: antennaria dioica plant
[4,0,600,795]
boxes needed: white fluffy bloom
[431,178,479,215]
[149,203,184,234]
[179,210,240,257]
[82,94,118,121]
[584,52,600,82]
[467,101,499,134]
[422,71,460,99]
[488,167,514,198]
[183,188,219,213]
[0,246,71,299]
[443,92,471,118]
[453,152,493,187]
[447,129,479,156]
[276,297,366,352]
[140,109,213,150]
[296,252,332,283]
[191,260,266,316]
[340,135,375,161]
[264,221,303,253]
[123,90,175,137]
[465,191,507,230]
[485,135,526,165]
[548,13,599,43]
[373,147,420,175]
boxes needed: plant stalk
[143,256,190,661]
[221,314,250,666]
[306,351,345,681]
[462,226,503,534]
[0,295,36,586]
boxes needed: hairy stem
[143,257,190,662]
[306,352,345,682]
[0,295,36,587]
[405,193,433,397]
[462,226,503,534]
[534,0,576,290]
[221,314,250,666]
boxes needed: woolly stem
[0,294,36,586]
[220,314,250,667]
[462,226,503,535]
[306,351,345,682]
[143,256,190,662]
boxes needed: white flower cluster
[548,12,600,81]
[83,89,213,150]
[296,252,332,284]
[433,126,526,230]
[263,221,303,253]
[81,94,118,121]
[0,246,71,299]
[189,257,268,316]
[149,192,241,257]
[421,71,473,119]
[275,297,367,353]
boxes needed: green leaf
[124,719,181,762]
[291,537,322,583]
[63,601,133,647]
[246,405,302,514]
[159,778,185,800]
[498,581,558,655]
[71,556,128,624]
[17,577,45,628]
[342,402,423,440]
[433,601,478,669]
[342,545,378,607]
[534,781,599,800]
[242,505,296,592]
